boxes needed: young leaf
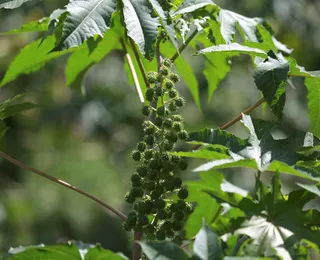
[174,0,217,15]
[139,241,189,260]
[54,0,117,51]
[253,52,289,118]
[193,221,221,260]
[85,247,125,260]
[0,35,83,87]
[122,0,160,60]
[195,43,267,58]
[0,18,49,35]
[0,0,34,9]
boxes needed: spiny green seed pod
[143,181,156,191]
[177,130,188,140]
[131,186,144,198]
[157,106,166,116]
[173,211,184,221]
[175,97,185,107]
[125,192,135,203]
[155,86,164,97]
[154,117,163,127]
[168,102,178,112]
[171,155,181,164]
[163,139,174,151]
[169,73,180,83]
[185,203,194,214]
[149,158,160,169]
[165,229,174,238]
[137,214,149,226]
[131,173,141,184]
[172,221,182,231]
[162,221,173,230]
[137,141,147,152]
[163,118,173,128]
[164,180,175,191]
[145,200,154,213]
[145,135,155,146]
[163,58,172,68]
[142,106,151,116]
[179,160,188,171]
[172,115,183,122]
[146,88,155,102]
[172,122,183,132]
[156,230,166,240]
[157,209,167,220]
[137,165,148,177]
[161,152,170,161]
[144,126,156,135]
[149,170,158,180]
[168,89,178,98]
[178,187,188,199]
[177,199,186,210]
[174,177,182,188]
[147,71,158,84]
[165,80,174,89]
[144,149,153,159]
[132,150,141,161]
[160,67,169,76]
[165,131,178,142]
[170,203,178,212]
[154,199,166,209]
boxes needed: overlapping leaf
[0,0,34,9]
[174,0,217,15]
[0,18,49,35]
[54,0,117,51]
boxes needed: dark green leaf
[0,103,40,119]
[174,0,217,15]
[253,52,289,118]
[85,246,125,260]
[194,222,221,260]
[0,120,9,139]
[54,0,117,50]
[305,77,320,139]
[122,0,160,60]
[139,241,189,260]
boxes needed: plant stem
[171,30,198,63]
[121,39,145,103]
[129,38,150,89]
[132,231,143,260]
[232,235,249,256]
[220,98,265,130]
[252,170,262,200]
[0,150,127,221]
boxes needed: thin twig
[0,151,127,222]
[132,231,143,260]
[121,39,145,103]
[220,98,265,130]
[129,38,150,89]
[171,30,198,63]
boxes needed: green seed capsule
[125,192,135,203]
[168,102,178,112]
[163,140,174,151]
[172,115,183,122]
[131,186,144,198]
[163,118,173,128]
[157,106,166,116]
[169,73,180,83]
[163,58,172,68]
[147,72,158,84]
[155,86,164,96]
[137,141,147,152]
[146,88,155,102]
[175,97,185,107]
[142,106,151,116]
[145,135,155,146]
[131,173,141,184]
[177,199,186,210]
[157,209,167,220]
[179,160,188,171]
[160,67,169,76]
[137,165,148,177]
[144,149,153,159]
[172,221,182,231]
[172,122,183,131]
[165,80,174,89]
[177,130,188,140]
[156,230,166,240]
[154,199,166,209]
[174,177,182,188]
[154,117,163,127]
[168,89,177,98]
[132,150,141,161]
[178,188,188,199]
[173,211,184,221]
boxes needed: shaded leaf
[296,183,320,197]
[253,52,289,118]
[0,103,39,119]
[174,0,217,15]
[0,0,34,9]
[194,221,221,260]
[0,18,49,35]
[139,241,189,260]
[196,43,267,58]
[54,0,117,50]
[305,77,320,139]
[0,120,9,140]
[122,0,160,60]
[85,246,125,260]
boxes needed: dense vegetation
[0,0,320,259]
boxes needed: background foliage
[0,0,320,258]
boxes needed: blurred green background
[0,0,320,257]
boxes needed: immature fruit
[168,102,178,112]
[143,181,156,191]
[174,177,182,188]
[137,165,148,177]
[157,106,166,116]
[147,72,158,83]
[157,209,167,219]
[173,211,184,221]
[179,160,188,171]
[169,73,180,83]
[137,141,147,152]
[145,135,155,146]
[175,97,185,107]
[163,140,174,151]
[154,117,163,127]
[154,199,166,209]
[165,80,174,89]
[172,122,183,131]
[155,86,164,96]
[172,115,183,122]
[125,192,135,203]
[132,150,141,161]
[163,118,173,128]
[144,149,153,159]
[160,67,169,76]
[165,131,178,142]
[185,203,194,214]
[168,89,177,98]
[146,88,155,101]
[177,130,188,140]
[137,214,149,226]
[131,173,141,184]
[177,199,186,210]
[131,186,144,197]
[156,230,166,240]
[172,220,182,231]
[142,106,151,116]
[163,58,172,68]
[178,187,188,199]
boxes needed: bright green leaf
[85,247,125,260]
[305,77,320,139]
[139,241,189,260]
[0,18,49,35]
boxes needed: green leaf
[253,52,289,118]
[161,41,201,109]
[0,35,82,87]
[193,222,221,260]
[218,9,262,44]
[0,103,39,119]
[139,241,189,260]
[305,77,320,139]
[65,30,121,90]
[0,120,9,139]
[195,43,267,58]
[85,247,125,260]
[5,243,81,259]
[0,18,49,35]
[296,183,320,197]
[174,0,217,15]
[54,0,117,50]
[122,0,160,60]
[0,0,34,9]
[223,257,272,260]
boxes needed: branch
[121,39,145,103]
[220,97,265,130]
[132,231,143,260]
[0,150,127,222]
[129,38,150,89]
[171,30,198,63]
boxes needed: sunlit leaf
[174,0,217,15]
[0,0,35,9]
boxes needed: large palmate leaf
[196,43,267,58]
[0,18,49,35]
[139,241,189,260]
[194,222,222,260]
[0,35,82,87]
[0,0,34,9]
[253,52,289,118]
[174,0,217,15]
[122,0,160,60]
[217,9,262,44]
[54,0,117,50]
